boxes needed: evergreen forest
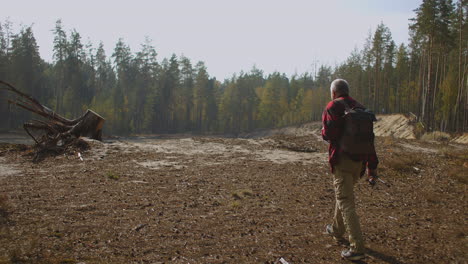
[0,0,466,135]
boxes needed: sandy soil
[373,115,416,139]
[0,157,21,177]
[0,124,467,264]
[453,133,468,144]
[240,114,418,140]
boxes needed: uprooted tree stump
[0,80,105,161]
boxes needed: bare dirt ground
[0,120,467,264]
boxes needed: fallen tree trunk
[0,80,105,161]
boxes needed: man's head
[330,79,349,100]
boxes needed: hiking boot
[341,249,365,260]
[325,224,348,245]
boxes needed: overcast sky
[4,0,421,80]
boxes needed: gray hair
[330,79,349,96]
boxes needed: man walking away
[321,79,379,260]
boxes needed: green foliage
[0,1,466,136]
[414,122,426,138]
[106,171,120,180]
[258,72,289,128]
[439,66,458,125]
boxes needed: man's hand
[367,168,378,186]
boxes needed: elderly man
[321,79,378,260]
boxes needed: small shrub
[106,171,120,180]
[230,201,241,208]
[413,122,425,139]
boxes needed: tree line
[0,0,466,135]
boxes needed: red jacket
[321,95,379,174]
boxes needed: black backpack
[335,98,377,155]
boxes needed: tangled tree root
[0,80,104,162]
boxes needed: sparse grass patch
[230,201,241,208]
[380,136,396,148]
[384,154,421,173]
[231,191,242,200]
[448,168,468,185]
[57,258,78,264]
[7,235,42,264]
[9,249,26,263]
[48,231,64,239]
[455,231,465,239]
[241,189,254,197]
[421,131,451,142]
[420,190,440,204]
[231,189,254,200]
[0,194,10,222]
[439,148,468,161]
[0,143,29,153]
[106,171,120,180]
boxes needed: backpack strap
[333,98,352,114]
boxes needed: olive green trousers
[331,154,365,253]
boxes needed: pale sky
[4,0,421,80]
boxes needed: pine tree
[394,44,410,113]
[111,38,134,134]
[9,26,45,127]
[134,37,159,132]
[192,61,209,132]
[410,0,456,130]
[63,29,87,117]
[370,23,393,113]
[179,56,194,131]
[52,19,67,113]
[258,73,288,128]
